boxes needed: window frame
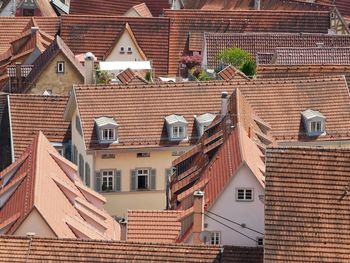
[257,237,264,247]
[136,168,150,190]
[310,120,322,133]
[101,170,114,192]
[120,47,125,54]
[172,125,185,139]
[209,232,221,245]
[236,188,254,202]
[101,128,115,141]
[57,61,65,73]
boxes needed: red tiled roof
[272,47,350,64]
[257,64,350,84]
[127,210,182,243]
[265,147,350,262]
[0,235,222,262]
[60,15,169,77]
[165,9,336,76]
[317,0,350,18]
[221,246,263,263]
[116,68,148,84]
[0,132,120,239]
[204,32,350,69]
[218,65,249,81]
[69,0,170,17]
[188,32,204,52]
[129,3,153,17]
[8,94,70,160]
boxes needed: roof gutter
[7,95,15,163]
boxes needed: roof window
[301,109,326,136]
[165,114,188,141]
[95,117,118,144]
[195,113,216,137]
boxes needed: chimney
[221,91,228,117]
[31,27,39,34]
[254,0,261,10]
[192,190,204,244]
[119,218,127,240]
[84,52,95,85]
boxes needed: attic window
[120,47,125,54]
[165,114,188,141]
[127,47,132,54]
[57,61,65,73]
[301,109,326,136]
[195,113,216,137]
[95,117,118,144]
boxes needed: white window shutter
[150,169,156,190]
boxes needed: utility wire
[206,210,264,235]
[204,213,257,242]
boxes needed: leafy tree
[240,60,256,77]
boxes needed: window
[56,147,64,156]
[72,145,78,165]
[172,126,185,138]
[236,188,253,201]
[102,170,114,192]
[172,150,185,156]
[76,114,82,136]
[127,47,132,54]
[137,152,150,158]
[310,121,322,133]
[23,8,34,16]
[257,237,264,247]
[131,168,156,191]
[101,128,115,141]
[57,61,65,73]
[137,169,149,190]
[120,47,125,54]
[101,153,115,159]
[210,232,221,245]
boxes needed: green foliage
[240,60,256,77]
[198,70,211,81]
[189,66,212,81]
[96,65,112,84]
[145,71,152,82]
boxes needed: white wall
[0,1,15,16]
[204,164,264,246]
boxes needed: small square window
[172,126,185,139]
[209,232,220,245]
[257,237,264,247]
[57,62,65,73]
[120,47,125,54]
[137,152,150,158]
[236,188,253,201]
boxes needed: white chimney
[31,27,39,34]
[254,0,261,10]
[192,190,204,244]
[221,91,228,117]
[84,52,95,85]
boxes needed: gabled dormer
[301,109,326,136]
[195,113,216,137]
[95,117,118,144]
[165,114,188,141]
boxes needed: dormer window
[95,117,118,144]
[301,109,326,136]
[165,114,188,141]
[195,113,216,137]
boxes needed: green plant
[96,65,112,84]
[240,60,256,77]
[145,71,152,82]
[198,70,211,81]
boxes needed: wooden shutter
[150,169,156,190]
[95,171,101,192]
[114,170,121,192]
[165,168,171,189]
[130,170,136,191]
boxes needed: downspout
[7,95,15,163]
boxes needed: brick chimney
[119,218,127,241]
[254,0,261,10]
[192,190,204,244]
[84,52,95,85]
[221,91,228,117]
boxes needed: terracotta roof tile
[204,32,350,69]
[189,32,204,52]
[129,3,153,17]
[8,94,70,160]
[0,132,120,239]
[60,15,169,77]
[69,0,170,17]
[221,246,263,263]
[127,210,182,243]
[116,68,148,84]
[272,47,350,64]
[218,65,249,81]
[317,0,350,18]
[265,147,350,262]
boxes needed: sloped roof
[257,64,350,84]
[0,131,120,239]
[60,15,169,77]
[69,0,170,17]
[272,47,350,64]
[127,210,182,243]
[35,0,57,16]
[23,35,84,92]
[0,235,224,262]
[265,147,350,262]
[204,32,350,69]
[7,94,70,160]
[70,81,237,150]
[165,9,336,76]
[316,0,350,18]
[127,3,153,17]
[218,65,249,81]
[115,68,148,84]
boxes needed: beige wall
[29,52,84,95]
[124,8,141,17]
[14,207,56,237]
[106,29,145,62]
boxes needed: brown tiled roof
[218,65,249,81]
[204,32,350,69]
[165,9,336,76]
[237,76,350,143]
[257,64,350,84]
[35,0,58,16]
[272,47,350,64]
[0,132,120,239]
[256,53,274,64]
[0,235,222,262]
[69,0,170,17]
[265,147,350,262]
[71,81,236,150]
[182,0,333,11]
[189,32,204,52]
[23,36,84,92]
[60,15,169,77]
[8,94,70,160]
[129,3,153,17]
[221,246,263,263]
[127,210,182,243]
[317,0,350,18]
[0,17,59,54]
[116,68,148,84]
